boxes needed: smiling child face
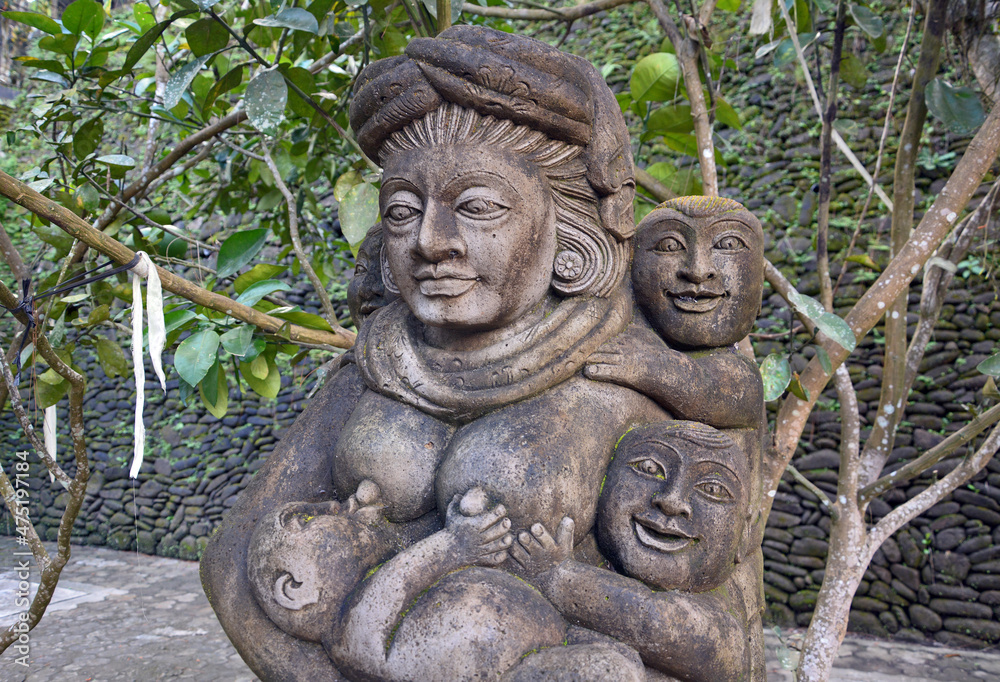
[597,422,748,593]
[632,201,764,349]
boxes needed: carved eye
[696,479,734,502]
[354,261,368,277]
[654,236,684,253]
[458,196,507,220]
[714,235,748,251]
[631,458,666,479]
[386,204,420,223]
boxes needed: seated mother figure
[201,26,754,681]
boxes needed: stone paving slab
[2,536,1000,681]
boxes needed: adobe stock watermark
[9,449,32,668]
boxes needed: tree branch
[0,170,356,349]
[460,0,637,21]
[635,166,678,202]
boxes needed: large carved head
[633,196,764,349]
[597,421,754,593]
[349,26,635,331]
[247,501,386,642]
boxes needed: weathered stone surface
[909,605,943,632]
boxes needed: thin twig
[786,463,834,510]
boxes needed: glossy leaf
[646,105,694,135]
[815,346,832,375]
[630,53,681,103]
[761,354,791,401]
[849,4,884,38]
[788,290,857,352]
[846,253,880,271]
[714,95,742,130]
[787,289,826,321]
[204,65,244,111]
[123,19,171,72]
[216,228,269,278]
[269,309,334,332]
[840,54,867,91]
[340,181,379,255]
[163,309,199,334]
[254,7,319,34]
[39,34,79,56]
[334,170,363,202]
[186,18,229,57]
[62,0,105,40]
[788,376,811,402]
[235,279,292,307]
[3,11,63,35]
[925,79,986,135]
[245,69,287,134]
[193,0,221,9]
[199,358,228,418]
[979,352,1000,378]
[36,374,69,409]
[240,350,280,398]
[234,263,287,293]
[220,325,255,357]
[174,329,220,386]
[73,117,104,159]
[95,337,128,378]
[165,54,213,109]
[95,154,136,169]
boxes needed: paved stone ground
[2,536,1000,681]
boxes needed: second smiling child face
[632,209,764,349]
[597,430,747,593]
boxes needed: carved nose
[416,201,466,263]
[679,252,717,284]
[653,488,692,518]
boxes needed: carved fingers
[446,487,514,566]
[509,516,575,577]
[346,479,386,524]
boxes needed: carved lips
[633,514,697,553]
[668,288,726,314]
[414,265,479,297]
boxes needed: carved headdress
[349,25,635,241]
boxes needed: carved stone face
[247,501,381,642]
[632,208,763,349]
[347,226,396,328]
[597,430,747,593]
[380,144,557,331]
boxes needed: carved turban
[349,25,636,239]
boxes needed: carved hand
[345,479,387,525]
[445,487,513,567]
[509,516,575,579]
[584,325,676,389]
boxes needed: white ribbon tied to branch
[129,252,166,479]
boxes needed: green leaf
[73,116,104,160]
[761,354,791,401]
[925,79,986,136]
[334,170,363,202]
[643,161,702,196]
[234,263,287,293]
[815,345,832,374]
[95,336,128,378]
[33,224,74,259]
[193,0,221,9]
[245,69,288,134]
[269,309,334,332]
[216,228,269,278]
[979,352,1000,378]
[39,368,65,385]
[39,34,79,56]
[849,4,884,38]
[123,19,171,72]
[163,309,199,334]
[714,95,742,130]
[340,181,379,255]
[235,279,292,307]
[204,65,244,111]
[165,54,213,110]
[630,53,681,103]
[95,153,136,169]
[174,329,220,386]
[3,11,63,35]
[133,4,155,32]
[845,253,880,271]
[254,7,319,34]
[284,66,317,118]
[788,376,811,402]
[62,0,105,40]
[815,312,857,352]
[646,104,694,135]
[249,353,269,379]
[199,359,228,419]
[36,374,69,409]
[240,349,280,398]
[787,289,826,320]
[840,53,867,90]
[717,0,740,10]
[185,17,230,57]
[16,58,66,74]
[220,324,255,357]
[75,183,100,213]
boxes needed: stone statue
[201,25,766,682]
